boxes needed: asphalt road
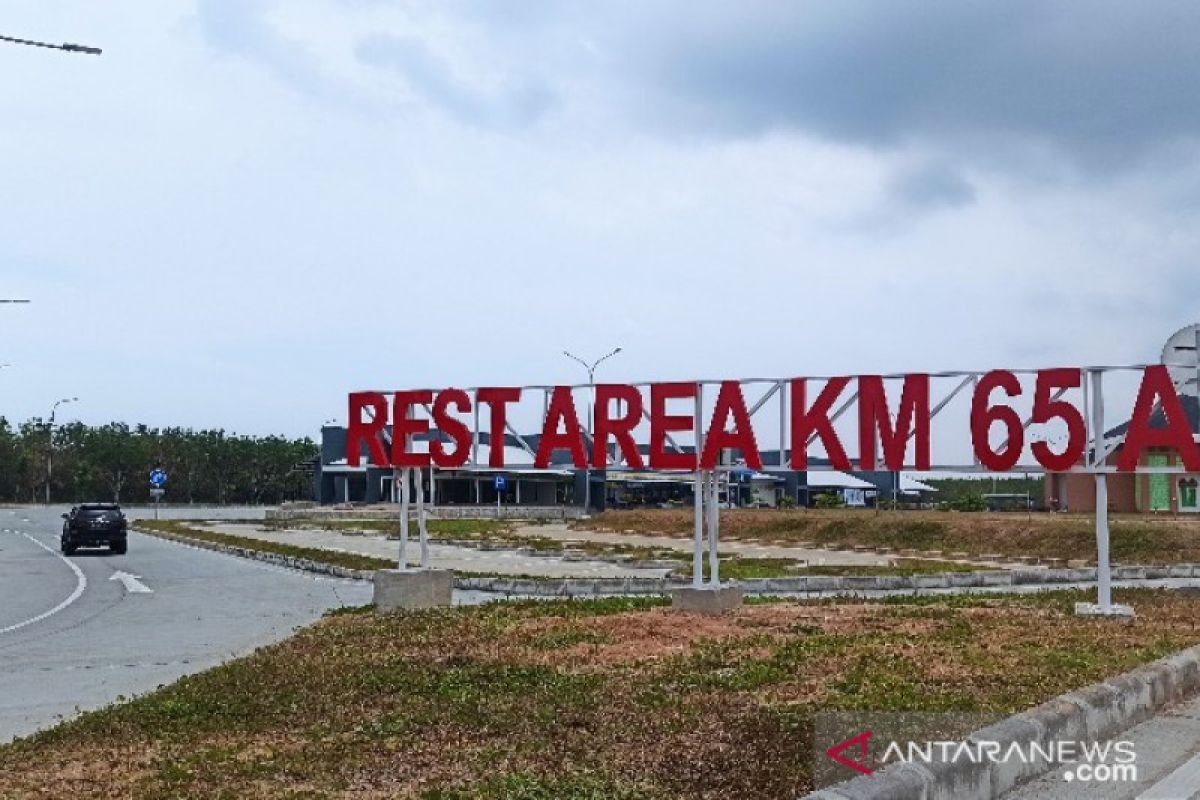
[0,506,371,743]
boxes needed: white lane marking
[0,533,88,636]
[109,571,153,594]
[1138,752,1200,799]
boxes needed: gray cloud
[887,162,976,210]
[616,1,1200,171]
[193,1,1200,173]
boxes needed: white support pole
[398,468,410,571]
[708,471,720,586]
[429,466,437,508]
[778,380,787,468]
[1095,473,1111,609]
[472,393,480,468]
[415,466,429,569]
[1091,369,1113,610]
[693,383,705,588]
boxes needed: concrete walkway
[203,523,675,579]
[207,520,906,574]
[513,522,900,567]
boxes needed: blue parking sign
[494,476,507,491]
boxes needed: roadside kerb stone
[1065,567,1097,582]
[980,571,1014,587]
[803,643,1200,799]
[804,576,847,592]
[817,761,938,799]
[948,572,983,588]
[874,576,911,591]
[1009,569,1047,585]
[842,576,884,591]
[967,715,1044,795]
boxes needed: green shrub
[945,493,987,512]
[814,493,845,509]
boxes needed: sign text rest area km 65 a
[349,364,1197,617]
[347,365,1199,475]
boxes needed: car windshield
[81,509,121,521]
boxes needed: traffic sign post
[149,469,168,520]
[494,475,506,512]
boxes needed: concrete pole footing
[1074,601,1136,618]
[671,585,744,614]
[373,569,454,612]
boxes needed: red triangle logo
[826,730,874,775]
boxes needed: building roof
[1104,393,1200,438]
[899,475,938,493]
[802,471,877,490]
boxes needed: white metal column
[707,471,720,586]
[693,383,705,588]
[414,467,430,569]
[398,467,410,571]
[1092,370,1113,611]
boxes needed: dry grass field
[2,590,1198,799]
[580,509,1200,564]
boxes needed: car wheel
[61,544,76,555]
[111,542,127,555]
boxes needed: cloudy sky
[2,1,1198,438]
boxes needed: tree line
[0,418,316,505]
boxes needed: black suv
[61,504,128,555]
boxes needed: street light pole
[45,397,78,505]
[0,34,101,55]
[562,347,622,513]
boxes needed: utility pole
[562,347,622,514]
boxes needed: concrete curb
[456,566,1200,597]
[803,645,1200,799]
[136,527,1200,598]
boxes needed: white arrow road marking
[109,571,153,594]
[0,533,88,636]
